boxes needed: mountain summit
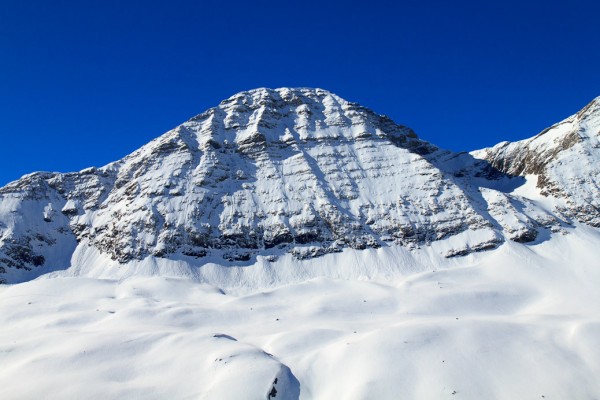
[0,88,598,284]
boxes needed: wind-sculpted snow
[0,88,598,284]
[1,227,600,399]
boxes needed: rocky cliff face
[473,97,600,227]
[0,88,597,283]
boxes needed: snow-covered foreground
[1,226,600,399]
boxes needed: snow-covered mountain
[0,88,598,284]
[473,96,600,227]
[2,89,600,400]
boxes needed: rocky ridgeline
[474,97,600,227]
[0,89,598,283]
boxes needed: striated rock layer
[473,97,600,227]
[0,88,598,283]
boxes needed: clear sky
[1,0,599,186]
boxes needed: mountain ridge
[0,88,598,284]
[473,96,600,227]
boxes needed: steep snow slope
[81,88,494,263]
[0,88,493,283]
[473,97,600,227]
[0,169,116,283]
[0,88,597,286]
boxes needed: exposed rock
[474,97,600,227]
[1,89,599,283]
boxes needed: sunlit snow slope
[3,88,597,285]
[1,89,600,399]
[1,227,599,399]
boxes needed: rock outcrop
[474,97,600,227]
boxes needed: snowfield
[1,225,599,399]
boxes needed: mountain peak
[220,87,338,103]
[184,87,426,157]
[474,96,600,226]
[574,96,600,122]
[1,90,599,284]
[0,88,499,283]
[215,88,347,116]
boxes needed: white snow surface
[1,226,599,399]
[2,88,600,398]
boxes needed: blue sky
[1,0,599,186]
